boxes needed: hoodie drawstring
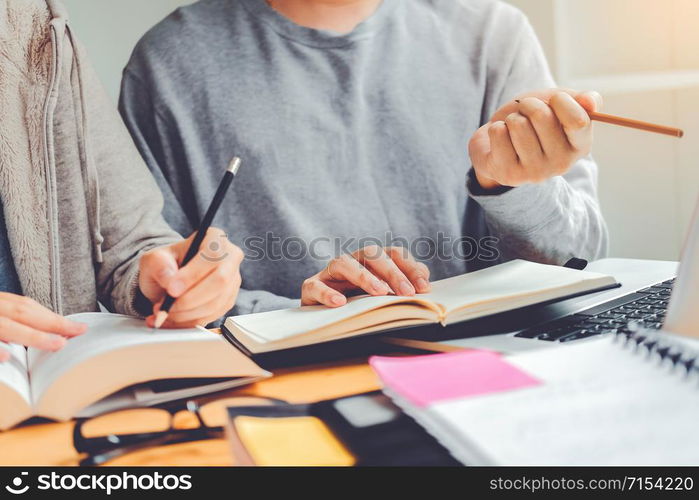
[65,26,104,263]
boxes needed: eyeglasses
[73,393,287,466]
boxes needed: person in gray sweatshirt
[0,0,244,361]
[120,0,608,314]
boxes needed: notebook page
[231,294,421,344]
[27,313,219,402]
[0,343,30,404]
[429,337,699,465]
[232,260,613,345]
[419,260,611,314]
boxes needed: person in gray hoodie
[0,0,244,362]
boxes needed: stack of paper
[371,337,699,465]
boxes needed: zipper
[42,20,65,314]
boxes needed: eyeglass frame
[73,392,288,466]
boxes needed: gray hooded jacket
[0,0,180,316]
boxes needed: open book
[0,313,270,430]
[224,260,619,354]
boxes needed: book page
[230,260,614,348]
[27,312,221,403]
[0,342,30,404]
[0,343,32,430]
[231,294,433,345]
[420,260,612,316]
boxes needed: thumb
[468,123,491,168]
[575,90,603,113]
[140,248,179,301]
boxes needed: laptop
[441,198,699,353]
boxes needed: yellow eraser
[234,416,355,466]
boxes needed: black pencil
[154,157,241,328]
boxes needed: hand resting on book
[301,246,432,308]
[0,293,87,361]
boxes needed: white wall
[509,0,699,261]
[63,0,699,261]
[61,0,193,100]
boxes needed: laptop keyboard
[515,278,675,343]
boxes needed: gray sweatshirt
[120,0,608,316]
[0,0,180,316]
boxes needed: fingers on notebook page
[301,246,431,307]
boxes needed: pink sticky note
[370,350,540,407]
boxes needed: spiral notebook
[372,330,699,465]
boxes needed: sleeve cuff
[466,168,514,196]
[114,264,149,318]
[468,174,564,235]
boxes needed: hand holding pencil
[468,88,683,191]
[137,158,244,329]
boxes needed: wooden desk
[0,361,381,466]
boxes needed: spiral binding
[614,323,699,377]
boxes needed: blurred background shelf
[566,70,699,95]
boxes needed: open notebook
[372,331,699,465]
[224,260,618,354]
[0,313,270,430]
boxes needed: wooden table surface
[0,360,382,466]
